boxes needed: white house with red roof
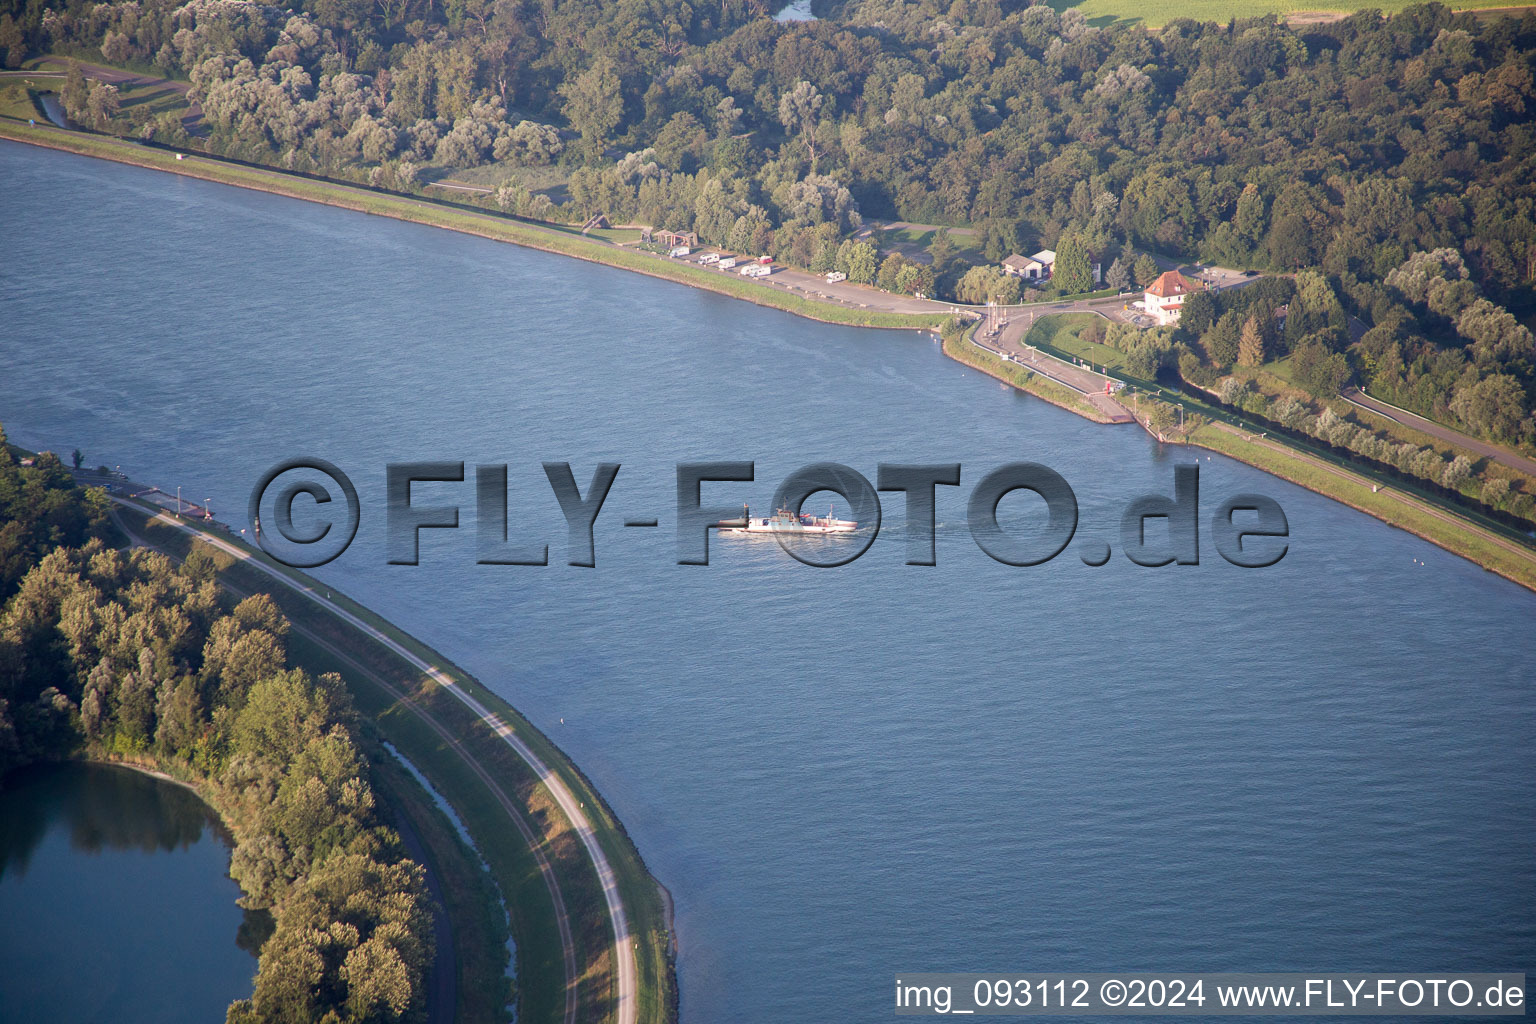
[1142,270,1200,325]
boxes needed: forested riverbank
[0,432,437,1023]
[1,0,1531,451]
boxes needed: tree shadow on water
[0,762,222,880]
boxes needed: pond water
[0,762,256,1024]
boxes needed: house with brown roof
[649,229,698,249]
[1001,248,1103,288]
[1001,250,1055,281]
[1143,270,1200,325]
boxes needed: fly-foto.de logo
[247,459,1288,570]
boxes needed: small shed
[654,229,698,249]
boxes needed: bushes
[0,443,434,1024]
[1196,386,1536,529]
[1102,321,1175,380]
[1291,339,1352,397]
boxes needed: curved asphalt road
[112,498,636,1024]
[1342,387,1536,478]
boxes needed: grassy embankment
[1051,0,1534,28]
[940,317,1115,423]
[1022,312,1536,590]
[116,502,676,1024]
[1053,317,1533,488]
[1189,422,1536,589]
[0,78,51,120]
[0,118,943,333]
[1266,354,1536,480]
[369,743,517,1024]
[1024,312,1130,373]
[1038,311,1536,504]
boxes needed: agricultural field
[1044,0,1534,28]
[431,160,569,193]
[111,77,192,122]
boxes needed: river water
[0,763,256,1023]
[2,141,1533,1021]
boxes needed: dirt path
[1204,421,1536,574]
[1341,387,1536,478]
[24,58,204,132]
[111,501,603,1024]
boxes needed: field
[877,223,987,265]
[432,160,569,194]
[1022,312,1137,375]
[0,81,43,121]
[112,77,192,121]
[1046,0,1534,27]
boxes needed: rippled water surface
[3,141,1532,1021]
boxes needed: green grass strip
[0,119,943,333]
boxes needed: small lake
[774,0,816,21]
[0,762,257,1024]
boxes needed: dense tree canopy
[6,0,1534,443]
[0,438,435,1024]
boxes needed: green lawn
[1192,424,1536,591]
[881,224,987,263]
[1022,312,1136,375]
[587,227,645,244]
[1048,0,1534,28]
[114,79,191,119]
[0,81,50,121]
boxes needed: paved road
[975,300,1136,422]
[1341,388,1536,478]
[633,250,954,315]
[14,58,206,133]
[111,497,636,1024]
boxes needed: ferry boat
[721,504,857,535]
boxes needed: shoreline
[109,496,676,1024]
[7,119,1535,592]
[87,755,206,796]
[1186,423,1536,593]
[942,328,1119,423]
[946,322,1536,592]
[0,121,942,331]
